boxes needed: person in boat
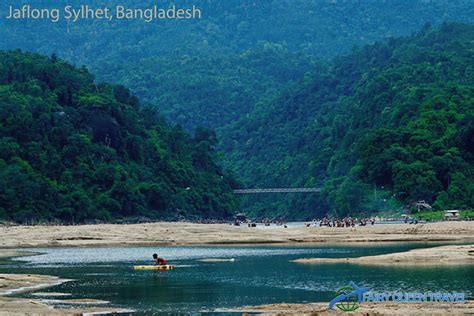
[153,253,167,266]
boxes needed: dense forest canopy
[1,1,474,221]
[1,0,474,131]
[0,51,238,223]
[221,23,474,219]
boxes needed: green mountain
[221,23,474,219]
[2,0,474,131]
[0,51,238,223]
[2,2,474,221]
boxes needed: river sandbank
[0,274,68,296]
[293,244,474,265]
[0,274,132,315]
[234,300,474,315]
[0,221,473,248]
[0,297,133,315]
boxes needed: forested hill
[1,1,474,130]
[0,51,238,223]
[2,2,474,222]
[221,23,474,219]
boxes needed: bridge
[233,188,321,194]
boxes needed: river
[1,243,473,313]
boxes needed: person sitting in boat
[153,253,167,266]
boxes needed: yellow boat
[133,265,175,271]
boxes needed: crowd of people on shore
[307,217,376,227]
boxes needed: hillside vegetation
[2,1,474,131]
[0,51,238,223]
[221,23,474,219]
[1,1,474,221]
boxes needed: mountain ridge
[0,50,238,223]
[221,23,474,219]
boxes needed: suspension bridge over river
[233,188,321,194]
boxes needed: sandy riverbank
[0,221,473,248]
[0,274,68,296]
[293,244,474,265]
[233,301,474,315]
[0,274,132,315]
[0,297,132,315]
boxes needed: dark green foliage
[98,44,318,131]
[221,23,474,219]
[2,0,474,221]
[0,51,238,223]
[2,1,474,131]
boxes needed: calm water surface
[1,243,473,314]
